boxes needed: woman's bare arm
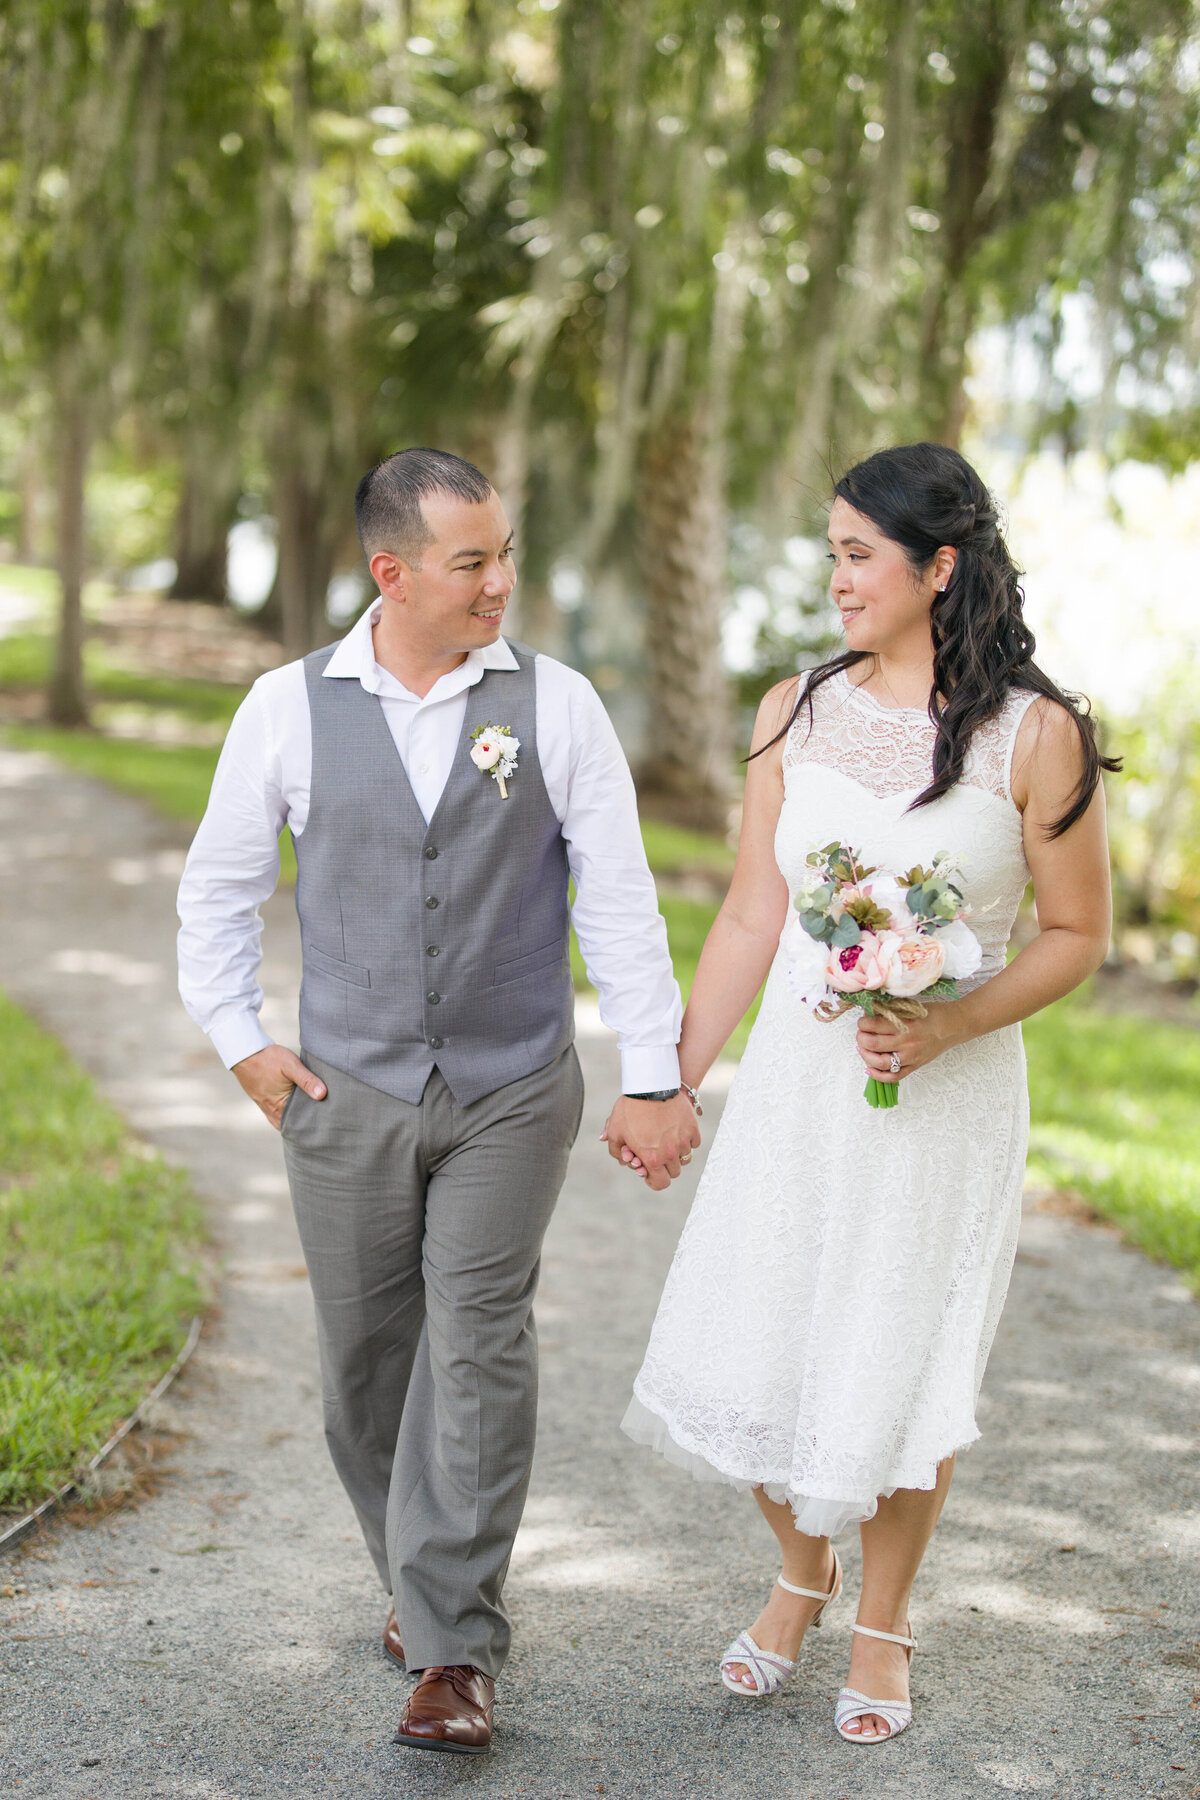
[858,698,1113,1079]
[677,682,797,1091]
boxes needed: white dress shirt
[177,604,682,1093]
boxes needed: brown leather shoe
[382,1607,405,1669]
[395,1664,494,1754]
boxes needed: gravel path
[1,744,1197,1800]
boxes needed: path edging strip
[0,1315,204,1556]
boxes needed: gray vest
[293,641,573,1106]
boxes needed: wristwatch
[623,1088,681,1102]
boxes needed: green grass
[7,647,1200,1286]
[0,563,59,608]
[1023,991,1200,1287]
[568,886,761,1056]
[0,631,54,687]
[0,629,246,724]
[6,726,223,824]
[658,892,762,1059]
[0,990,208,1513]
[640,818,736,873]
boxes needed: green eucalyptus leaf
[830,913,862,948]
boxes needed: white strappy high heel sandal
[834,1620,917,1742]
[719,1550,843,1697]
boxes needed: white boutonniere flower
[470,721,520,799]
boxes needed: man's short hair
[354,448,493,567]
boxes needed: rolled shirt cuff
[206,1006,274,1070]
[619,1044,681,1095]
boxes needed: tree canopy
[1,0,1197,813]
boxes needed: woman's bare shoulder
[754,674,803,743]
[1011,692,1087,809]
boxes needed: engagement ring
[889,1052,901,1075]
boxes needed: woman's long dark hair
[761,442,1120,838]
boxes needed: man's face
[380,490,515,653]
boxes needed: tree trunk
[785,107,865,519]
[1127,717,1193,926]
[635,406,734,834]
[273,464,335,659]
[918,13,1010,437]
[489,206,582,638]
[15,437,41,565]
[851,0,919,338]
[248,574,284,640]
[169,444,238,603]
[47,383,90,727]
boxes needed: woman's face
[827,497,941,660]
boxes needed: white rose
[471,737,504,771]
[937,917,983,980]
[861,873,918,935]
[782,912,830,1007]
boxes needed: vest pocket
[492,940,567,986]
[306,945,371,988]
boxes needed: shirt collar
[322,599,520,699]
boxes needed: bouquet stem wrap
[815,993,930,1110]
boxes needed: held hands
[856,1003,965,1085]
[601,1093,701,1192]
[232,1044,327,1130]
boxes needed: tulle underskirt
[620,1394,895,1541]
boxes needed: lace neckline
[837,669,932,720]
[786,666,1035,807]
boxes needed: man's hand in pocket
[232,1045,327,1131]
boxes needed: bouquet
[783,842,982,1109]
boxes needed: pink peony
[880,932,946,997]
[825,930,896,993]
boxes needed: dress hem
[621,1394,979,1541]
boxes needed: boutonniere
[469,721,520,799]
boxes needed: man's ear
[370,549,406,601]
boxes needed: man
[177,448,699,1754]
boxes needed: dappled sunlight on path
[0,747,1196,1800]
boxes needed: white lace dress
[623,671,1039,1538]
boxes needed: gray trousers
[280,1046,584,1677]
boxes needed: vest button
[424,846,439,860]
[426,991,441,1005]
[425,896,439,909]
[429,1035,444,1050]
[426,945,440,957]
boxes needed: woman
[621,443,1117,1744]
